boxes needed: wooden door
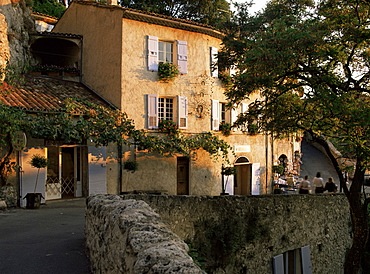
[177,157,189,195]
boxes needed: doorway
[46,146,83,200]
[177,157,189,195]
[234,157,261,195]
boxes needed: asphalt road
[0,198,91,274]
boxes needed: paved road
[0,198,91,274]
[300,139,340,185]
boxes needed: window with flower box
[147,36,187,74]
[147,94,188,129]
[211,100,249,132]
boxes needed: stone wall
[86,194,352,274]
[85,195,205,273]
[0,185,16,208]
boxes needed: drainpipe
[118,141,123,194]
[265,132,268,194]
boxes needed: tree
[222,0,370,272]
[30,0,66,18]
[119,0,231,28]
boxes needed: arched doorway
[234,157,261,195]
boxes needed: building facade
[52,1,300,196]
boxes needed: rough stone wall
[113,194,351,274]
[0,0,34,69]
[85,195,205,274]
[0,185,17,207]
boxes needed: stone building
[53,1,301,196]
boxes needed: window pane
[158,42,164,51]
[166,53,172,63]
[158,52,164,62]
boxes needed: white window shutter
[177,40,188,74]
[178,96,188,129]
[272,254,284,274]
[301,246,312,274]
[211,99,220,131]
[240,103,249,132]
[147,94,158,129]
[147,35,158,71]
[231,106,239,131]
[210,47,218,77]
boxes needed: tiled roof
[31,12,58,24]
[72,1,224,39]
[0,75,115,113]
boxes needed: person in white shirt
[312,172,325,193]
[299,175,311,194]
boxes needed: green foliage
[158,119,178,134]
[218,71,232,88]
[192,215,269,271]
[221,165,236,176]
[123,160,138,173]
[30,154,48,169]
[158,62,180,82]
[223,1,370,272]
[187,244,206,269]
[272,165,285,175]
[31,0,66,18]
[119,0,231,28]
[219,122,232,136]
[29,64,80,75]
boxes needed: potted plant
[158,62,180,82]
[158,119,179,135]
[247,124,259,135]
[219,122,232,136]
[64,66,80,76]
[218,71,232,88]
[24,154,48,209]
[123,159,138,173]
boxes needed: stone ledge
[85,194,204,273]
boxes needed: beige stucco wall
[54,2,301,196]
[53,3,123,108]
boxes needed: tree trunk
[344,164,368,274]
[309,134,369,273]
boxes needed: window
[211,100,239,131]
[158,41,173,63]
[147,36,188,74]
[273,246,312,274]
[147,95,188,129]
[210,47,218,77]
[158,98,174,121]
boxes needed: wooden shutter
[147,35,158,71]
[272,254,284,274]
[301,246,312,274]
[210,47,218,77]
[177,40,188,74]
[178,96,188,129]
[147,94,158,129]
[211,99,220,131]
[251,163,261,195]
[240,103,249,131]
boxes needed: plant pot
[24,193,43,209]
[47,72,60,76]
[65,72,77,77]
[30,71,42,76]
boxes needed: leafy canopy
[119,0,231,28]
[222,1,370,272]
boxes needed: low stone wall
[87,194,352,273]
[85,195,204,273]
[0,186,17,208]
